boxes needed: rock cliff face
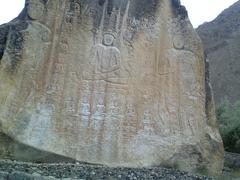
[197,0,240,105]
[0,0,223,175]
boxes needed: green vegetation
[216,99,240,153]
[232,168,240,178]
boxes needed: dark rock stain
[129,0,159,20]
[172,0,188,19]
[6,31,24,71]
[98,0,106,6]
[0,21,28,71]
[204,52,214,127]
[107,0,114,15]
[0,25,10,61]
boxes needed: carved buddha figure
[110,99,121,116]
[142,110,154,134]
[64,97,75,113]
[84,32,129,84]
[93,96,105,118]
[80,95,90,116]
[92,33,120,73]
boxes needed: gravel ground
[0,160,215,180]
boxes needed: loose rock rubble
[0,160,214,180]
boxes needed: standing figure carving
[80,95,90,116]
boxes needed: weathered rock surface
[197,0,240,105]
[225,152,240,169]
[0,0,223,175]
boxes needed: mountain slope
[197,0,240,105]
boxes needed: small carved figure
[110,99,121,115]
[54,63,64,73]
[73,2,81,13]
[28,0,45,20]
[46,83,60,94]
[126,104,136,117]
[88,8,97,17]
[142,110,154,134]
[93,96,105,119]
[66,12,75,24]
[59,42,69,53]
[65,2,81,24]
[80,95,90,116]
[64,97,75,112]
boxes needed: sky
[0,0,25,25]
[181,0,239,27]
[0,0,239,27]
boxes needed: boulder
[0,0,223,175]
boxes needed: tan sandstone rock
[0,0,223,175]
